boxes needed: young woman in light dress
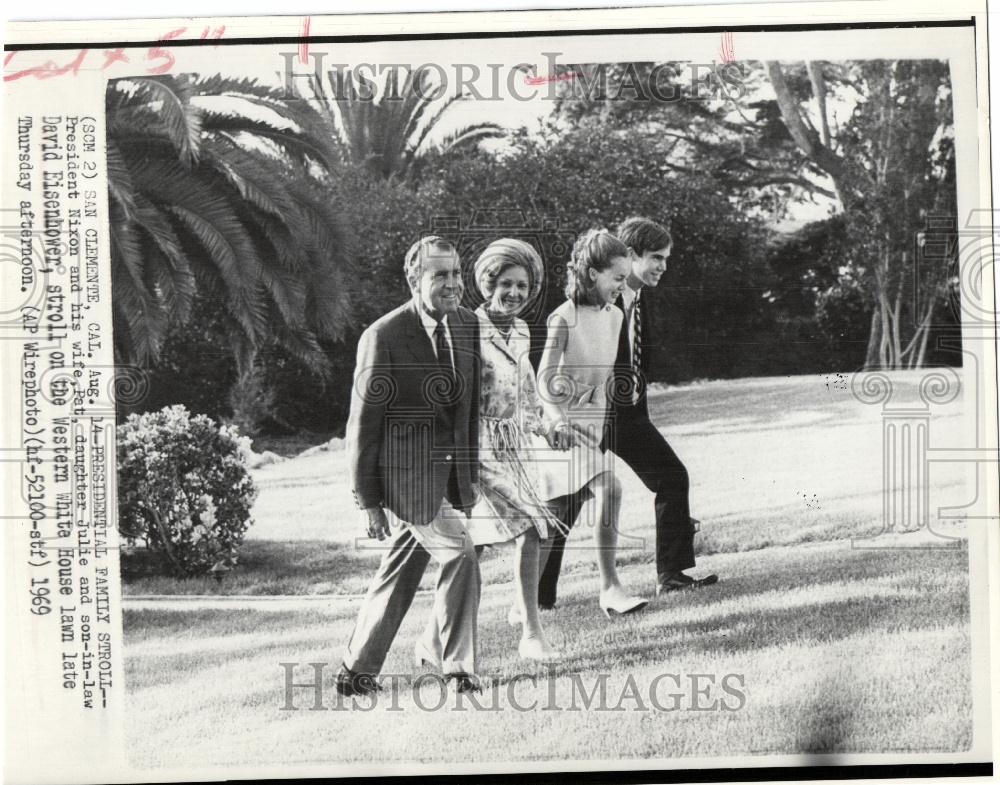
[535,228,649,617]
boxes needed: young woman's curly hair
[565,228,629,305]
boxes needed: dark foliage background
[112,62,962,445]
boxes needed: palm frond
[437,122,506,152]
[132,193,196,321]
[122,76,203,167]
[166,202,268,345]
[406,85,462,154]
[106,139,138,222]
[107,71,355,373]
[201,137,300,224]
[110,216,167,364]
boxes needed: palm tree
[309,66,505,181]
[106,74,350,375]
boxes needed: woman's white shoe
[598,587,649,618]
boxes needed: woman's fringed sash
[483,416,571,538]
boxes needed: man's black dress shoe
[656,572,719,595]
[446,673,482,694]
[334,664,380,697]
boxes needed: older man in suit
[336,236,482,696]
[538,217,718,606]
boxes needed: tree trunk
[147,505,184,576]
[903,300,936,368]
[865,307,881,368]
[807,61,832,148]
[914,322,932,367]
[766,61,920,372]
[891,293,903,367]
[766,61,854,205]
[878,300,891,368]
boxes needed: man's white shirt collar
[416,301,453,360]
[418,304,448,331]
[622,283,642,310]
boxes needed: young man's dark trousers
[537,405,695,607]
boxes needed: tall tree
[552,61,834,211]
[306,66,505,181]
[555,59,958,369]
[106,74,352,375]
[765,60,956,368]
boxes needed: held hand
[363,507,390,541]
[547,420,575,451]
[544,428,569,451]
[464,482,482,517]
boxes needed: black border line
[155,761,994,785]
[3,17,975,52]
[7,12,991,785]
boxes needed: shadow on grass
[482,544,969,680]
[122,539,383,596]
[122,541,972,760]
[123,618,350,691]
[122,542,969,714]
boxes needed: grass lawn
[121,371,974,768]
[123,370,968,596]
[123,541,971,767]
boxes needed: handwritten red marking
[4,48,88,82]
[6,23,226,81]
[720,32,735,63]
[102,48,130,69]
[146,26,187,75]
[199,25,226,42]
[524,71,581,86]
[299,16,311,64]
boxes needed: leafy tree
[555,59,959,369]
[552,61,829,213]
[106,74,352,375]
[417,125,777,382]
[195,125,783,436]
[765,59,957,368]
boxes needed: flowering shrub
[117,405,257,576]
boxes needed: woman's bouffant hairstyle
[564,228,629,304]
[473,238,544,303]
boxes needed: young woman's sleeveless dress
[535,299,623,501]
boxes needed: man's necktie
[433,318,455,382]
[631,295,643,402]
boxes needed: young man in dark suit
[538,217,718,606]
[336,236,483,696]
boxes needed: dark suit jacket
[609,288,654,422]
[347,299,480,526]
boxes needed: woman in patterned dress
[453,238,569,661]
[535,229,649,617]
